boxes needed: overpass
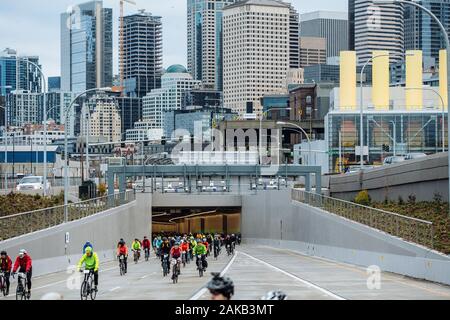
[1,179,450,300]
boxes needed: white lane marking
[109,286,121,292]
[190,253,238,301]
[238,251,346,300]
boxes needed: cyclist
[261,290,288,300]
[0,251,12,295]
[83,241,93,254]
[169,242,182,280]
[224,235,233,254]
[213,235,221,258]
[206,272,234,300]
[202,238,210,256]
[116,239,128,273]
[77,246,99,292]
[131,238,142,261]
[12,249,32,298]
[160,237,171,272]
[189,236,196,260]
[180,240,189,264]
[230,234,237,249]
[142,236,151,259]
[193,239,208,272]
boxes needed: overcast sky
[0,0,347,77]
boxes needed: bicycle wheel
[80,281,88,300]
[15,282,24,300]
[119,261,124,276]
[89,276,97,300]
[163,261,168,277]
[0,277,6,297]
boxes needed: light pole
[359,53,409,170]
[259,107,290,164]
[277,121,311,165]
[0,85,12,190]
[63,87,111,222]
[375,0,450,213]
[406,87,446,153]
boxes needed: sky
[0,0,347,78]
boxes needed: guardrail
[292,189,434,249]
[0,190,136,241]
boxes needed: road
[2,245,450,300]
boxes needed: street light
[276,121,311,165]
[259,107,290,164]
[0,85,12,190]
[406,87,446,153]
[63,87,112,222]
[374,0,450,214]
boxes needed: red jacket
[13,254,32,273]
[170,247,182,258]
[142,239,151,249]
[0,256,12,272]
[117,245,128,256]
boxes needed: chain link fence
[292,189,434,249]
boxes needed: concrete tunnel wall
[241,190,450,286]
[0,193,152,277]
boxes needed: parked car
[266,180,279,190]
[404,153,427,161]
[383,156,406,165]
[164,183,176,193]
[16,176,51,191]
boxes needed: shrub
[408,194,416,205]
[355,190,371,206]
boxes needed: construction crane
[118,0,136,96]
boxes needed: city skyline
[0,0,347,77]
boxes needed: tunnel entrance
[152,207,241,235]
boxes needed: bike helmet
[206,273,234,299]
[0,251,6,256]
[261,290,287,300]
[19,249,27,255]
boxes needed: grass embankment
[0,192,64,217]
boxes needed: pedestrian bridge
[1,185,450,300]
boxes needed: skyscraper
[353,0,404,65]
[61,0,113,93]
[187,0,236,91]
[349,0,355,50]
[286,2,300,69]
[223,0,290,115]
[404,0,450,67]
[0,48,42,96]
[122,10,163,98]
[299,37,327,67]
[300,11,349,58]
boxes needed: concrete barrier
[241,190,450,285]
[0,193,152,277]
[329,152,449,202]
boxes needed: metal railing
[0,190,135,241]
[292,189,434,249]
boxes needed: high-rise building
[299,37,327,67]
[404,0,450,67]
[0,48,42,96]
[122,10,163,98]
[353,0,404,65]
[48,77,61,92]
[81,93,121,142]
[300,11,349,58]
[349,0,356,50]
[61,0,113,93]
[6,91,43,127]
[286,2,300,69]
[142,65,201,130]
[117,97,143,135]
[223,0,290,116]
[187,0,236,91]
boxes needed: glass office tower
[61,0,113,93]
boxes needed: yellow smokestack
[340,51,357,110]
[405,50,423,111]
[372,51,390,110]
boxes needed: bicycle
[196,255,204,277]
[144,248,150,261]
[162,254,169,277]
[0,272,8,296]
[214,245,220,260]
[133,249,140,264]
[15,272,30,300]
[80,269,97,300]
[171,259,180,284]
[118,255,126,276]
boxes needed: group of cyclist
[0,249,33,298]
